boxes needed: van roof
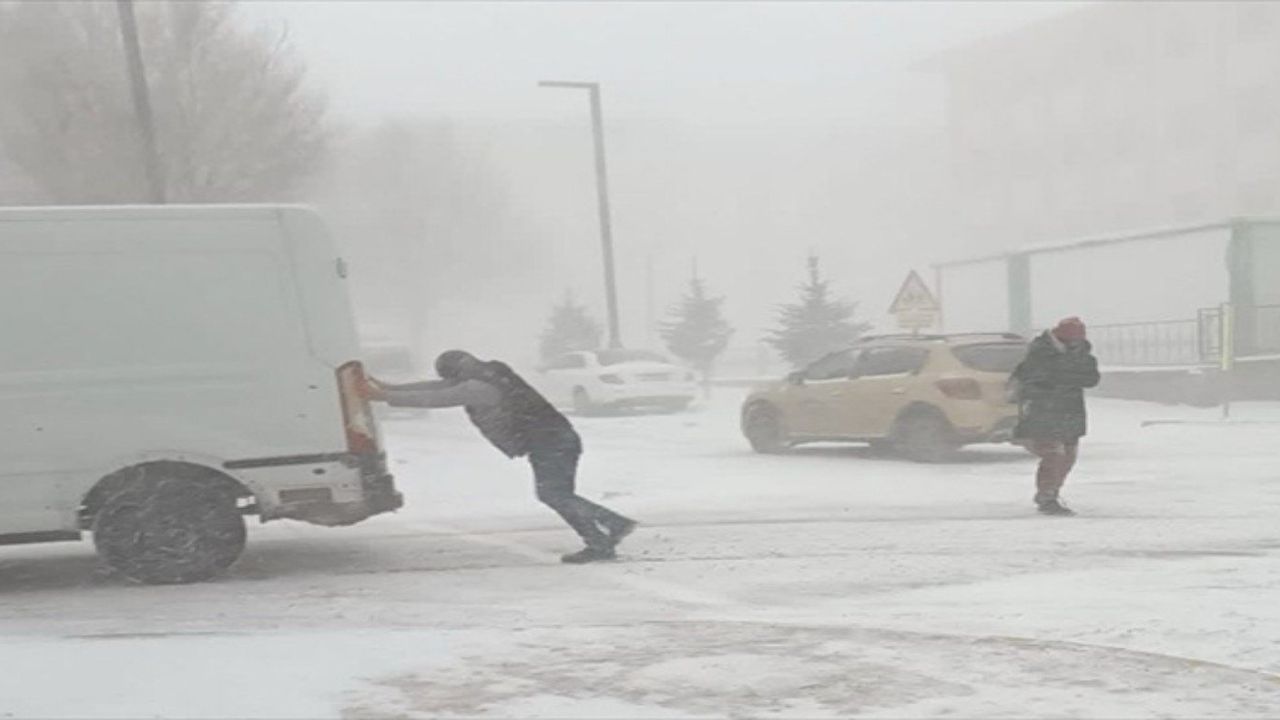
[0,204,316,223]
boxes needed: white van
[0,205,402,583]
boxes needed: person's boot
[1037,498,1076,516]
[602,517,637,548]
[561,545,617,564]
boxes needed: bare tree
[0,0,328,204]
[315,119,557,358]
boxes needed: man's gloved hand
[357,374,387,402]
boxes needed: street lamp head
[538,80,599,90]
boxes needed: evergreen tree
[539,292,603,362]
[767,255,870,368]
[660,272,734,388]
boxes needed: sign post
[1220,302,1235,420]
[889,270,941,334]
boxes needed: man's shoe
[604,518,637,548]
[1037,499,1076,517]
[561,546,617,564]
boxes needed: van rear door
[0,208,337,534]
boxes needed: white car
[537,349,698,414]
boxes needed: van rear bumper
[357,453,404,516]
[240,452,403,527]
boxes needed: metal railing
[1089,318,1207,367]
[1089,304,1280,368]
[1197,306,1222,362]
[720,306,1280,374]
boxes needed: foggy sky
[240,1,1084,362]
[243,1,1080,127]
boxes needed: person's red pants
[1023,440,1079,503]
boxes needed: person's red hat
[1053,316,1087,342]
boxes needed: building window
[1165,26,1194,60]
[1236,87,1280,138]
[1169,104,1210,147]
[1103,33,1136,69]
[1236,3,1276,41]
[1113,119,1141,161]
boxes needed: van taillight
[337,361,379,455]
[936,377,983,400]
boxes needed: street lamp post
[539,80,622,349]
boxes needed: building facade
[933,2,1280,253]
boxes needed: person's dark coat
[1011,331,1101,441]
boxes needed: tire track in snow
[400,518,738,609]
[387,519,1280,690]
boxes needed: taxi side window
[856,347,928,377]
[805,350,859,380]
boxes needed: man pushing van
[359,350,637,563]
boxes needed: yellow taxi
[741,334,1026,461]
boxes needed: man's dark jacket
[384,361,578,457]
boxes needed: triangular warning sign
[889,270,939,314]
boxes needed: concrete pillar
[1008,253,1033,336]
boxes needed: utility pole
[116,0,166,203]
[539,80,621,349]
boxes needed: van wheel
[743,403,790,454]
[92,474,246,585]
[572,387,597,416]
[894,409,958,463]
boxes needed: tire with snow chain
[743,403,790,454]
[92,473,246,585]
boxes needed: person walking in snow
[359,350,637,563]
[1009,317,1101,516]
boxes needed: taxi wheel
[894,409,958,463]
[744,403,790,454]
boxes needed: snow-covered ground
[3,393,1280,718]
